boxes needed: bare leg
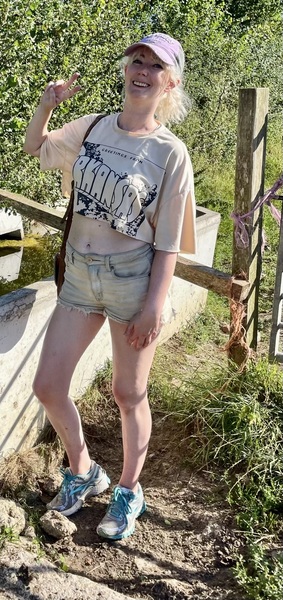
[33,305,105,474]
[109,319,158,492]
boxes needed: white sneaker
[97,483,146,540]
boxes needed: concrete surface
[0,248,23,283]
[0,542,136,600]
[0,209,23,240]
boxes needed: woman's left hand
[124,309,162,350]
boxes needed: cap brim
[124,42,175,66]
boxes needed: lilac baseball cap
[124,33,185,74]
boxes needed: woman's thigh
[35,305,106,395]
[109,319,158,404]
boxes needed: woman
[23,32,196,540]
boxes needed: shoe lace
[108,487,133,519]
[58,468,82,499]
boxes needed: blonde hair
[121,51,191,125]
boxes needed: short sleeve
[39,113,97,196]
[153,143,197,254]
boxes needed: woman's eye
[153,63,163,69]
[132,59,142,64]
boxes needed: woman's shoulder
[62,112,99,136]
[54,113,107,150]
[157,124,188,149]
[157,125,191,165]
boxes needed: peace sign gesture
[40,72,81,111]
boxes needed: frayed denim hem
[57,297,106,318]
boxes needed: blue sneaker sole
[97,501,147,540]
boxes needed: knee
[33,371,58,407]
[112,380,147,411]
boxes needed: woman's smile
[132,81,150,88]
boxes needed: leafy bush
[1,0,281,209]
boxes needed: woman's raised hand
[40,72,81,111]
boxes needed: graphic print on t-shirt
[73,140,165,237]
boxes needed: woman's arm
[23,73,81,157]
[124,249,178,350]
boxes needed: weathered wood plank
[175,257,249,301]
[0,189,65,231]
[231,87,269,365]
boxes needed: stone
[0,498,26,535]
[40,511,77,539]
[23,525,37,540]
[39,473,63,495]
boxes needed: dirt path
[1,329,248,599]
[40,412,244,600]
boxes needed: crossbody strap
[59,113,106,252]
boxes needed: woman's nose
[138,63,149,75]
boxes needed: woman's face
[124,47,174,106]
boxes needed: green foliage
[152,355,283,489]
[0,526,19,549]
[218,0,282,28]
[1,0,281,211]
[58,555,69,573]
[236,544,283,600]
[157,0,282,172]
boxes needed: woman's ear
[164,78,180,93]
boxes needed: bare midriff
[68,213,150,255]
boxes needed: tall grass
[149,332,283,600]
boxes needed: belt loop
[105,255,111,271]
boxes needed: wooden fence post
[230,88,269,365]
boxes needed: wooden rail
[0,188,250,302]
[175,257,249,302]
[0,189,65,231]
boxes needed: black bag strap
[59,113,106,254]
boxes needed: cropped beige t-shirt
[40,113,197,253]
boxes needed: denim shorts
[58,241,155,323]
